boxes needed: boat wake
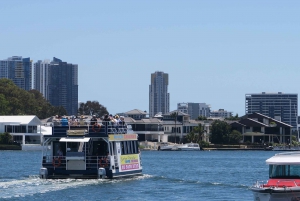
[152,175,249,190]
[0,174,152,199]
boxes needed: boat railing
[276,180,300,187]
[51,122,128,135]
[42,155,118,169]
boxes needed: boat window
[270,165,300,178]
[133,141,137,153]
[109,142,114,156]
[130,141,133,153]
[136,141,139,153]
[127,141,131,154]
[121,142,126,154]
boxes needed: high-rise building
[33,60,50,99]
[210,109,232,118]
[149,71,169,117]
[47,57,78,115]
[245,92,298,128]
[0,56,32,90]
[177,102,211,120]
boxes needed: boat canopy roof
[59,137,90,142]
[266,152,300,165]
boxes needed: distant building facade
[47,57,78,115]
[177,102,211,120]
[33,60,50,99]
[245,92,298,128]
[149,71,169,117]
[210,109,232,118]
[0,56,32,90]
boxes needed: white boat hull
[252,190,300,201]
[251,184,300,201]
[178,147,200,151]
[177,143,200,151]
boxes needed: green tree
[186,123,206,144]
[0,132,13,144]
[229,130,242,144]
[78,101,109,117]
[170,111,178,143]
[197,116,207,120]
[186,129,198,143]
[210,120,231,144]
[0,78,68,119]
[225,114,240,120]
[0,94,9,115]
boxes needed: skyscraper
[47,57,78,115]
[245,92,298,128]
[149,71,169,117]
[0,56,32,90]
[33,60,50,99]
[177,102,211,119]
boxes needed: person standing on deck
[90,115,98,125]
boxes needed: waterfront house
[0,115,43,150]
[122,109,211,143]
[230,112,293,144]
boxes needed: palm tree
[170,111,178,144]
[197,123,207,143]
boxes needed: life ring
[98,157,107,167]
[92,124,101,132]
[52,157,61,167]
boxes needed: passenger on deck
[61,116,68,126]
[79,115,85,126]
[57,147,63,158]
[119,116,126,126]
[114,115,120,130]
[90,115,98,125]
[103,114,110,122]
[99,152,110,167]
[119,116,126,133]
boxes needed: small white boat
[250,152,300,201]
[158,142,175,151]
[177,143,200,151]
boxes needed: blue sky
[0,0,299,116]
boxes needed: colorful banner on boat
[120,154,140,172]
[109,134,137,141]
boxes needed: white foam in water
[0,174,152,199]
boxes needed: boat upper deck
[47,122,129,138]
[266,152,300,165]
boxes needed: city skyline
[0,1,299,116]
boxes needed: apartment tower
[149,71,169,117]
[177,102,211,120]
[245,92,298,128]
[0,56,32,90]
[33,60,50,99]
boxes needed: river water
[0,150,277,201]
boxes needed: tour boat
[177,143,200,151]
[250,152,300,201]
[39,120,142,179]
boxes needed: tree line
[186,120,242,146]
[0,78,67,119]
[0,78,110,120]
